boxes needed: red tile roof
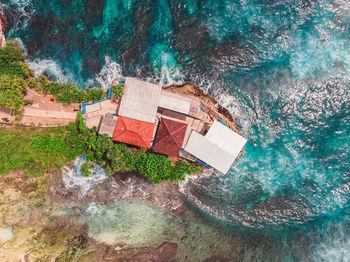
[112,116,155,148]
[153,118,187,157]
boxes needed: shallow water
[2,0,350,260]
[0,226,15,243]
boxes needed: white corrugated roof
[205,121,247,160]
[159,90,192,115]
[183,121,247,174]
[184,131,234,174]
[118,78,162,123]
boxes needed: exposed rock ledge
[166,83,239,133]
[0,12,6,48]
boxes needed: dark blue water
[2,0,350,260]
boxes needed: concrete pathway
[22,108,77,119]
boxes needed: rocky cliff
[0,12,6,48]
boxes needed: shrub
[77,111,90,137]
[64,131,87,156]
[27,78,38,89]
[0,74,26,115]
[171,160,201,181]
[137,152,173,184]
[81,162,94,177]
[111,84,124,99]
[86,88,104,101]
[72,113,201,183]
[24,99,33,105]
[39,75,48,90]
[0,40,31,79]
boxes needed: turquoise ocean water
[1,0,350,260]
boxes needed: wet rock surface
[0,11,6,48]
[51,168,189,218]
[0,171,182,261]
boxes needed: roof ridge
[153,121,170,145]
[126,130,146,147]
[115,117,126,137]
[171,125,187,148]
[163,117,185,135]
[137,121,155,146]
[162,118,171,133]
[202,135,233,156]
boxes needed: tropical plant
[81,162,94,177]
[77,111,90,137]
[0,74,26,115]
[27,78,38,89]
[111,84,124,99]
[0,40,31,78]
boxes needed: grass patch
[0,125,83,177]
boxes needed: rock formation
[0,12,6,47]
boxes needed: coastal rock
[0,12,6,48]
[165,83,239,133]
[73,206,82,216]
[51,169,189,218]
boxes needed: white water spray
[61,155,107,196]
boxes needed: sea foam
[61,155,107,196]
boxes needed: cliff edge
[0,12,6,48]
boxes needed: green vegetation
[0,42,200,183]
[136,151,201,183]
[72,114,201,183]
[65,235,87,261]
[111,83,124,99]
[0,41,105,116]
[27,78,38,89]
[39,75,104,103]
[81,162,94,177]
[0,114,200,182]
[24,99,33,105]
[0,126,83,177]
[0,41,31,115]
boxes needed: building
[183,121,247,174]
[81,87,118,130]
[118,78,162,123]
[112,116,156,149]
[99,114,118,137]
[159,90,201,118]
[82,77,247,174]
[152,117,187,157]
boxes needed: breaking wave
[26,57,77,84]
[61,155,107,196]
[86,56,122,89]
